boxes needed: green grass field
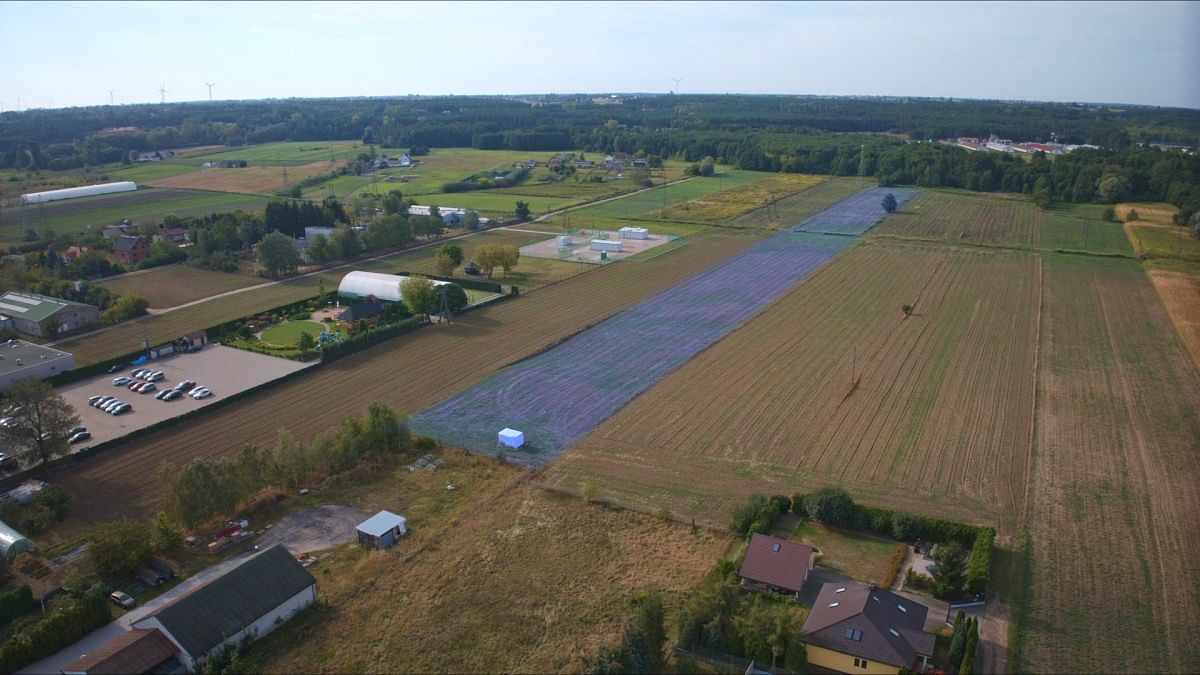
[260,320,324,346]
[420,191,577,217]
[792,522,900,584]
[183,141,368,166]
[1039,203,1133,255]
[1127,223,1200,262]
[572,171,771,221]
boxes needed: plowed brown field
[1023,255,1200,673]
[146,161,334,194]
[60,230,766,521]
[546,241,1040,532]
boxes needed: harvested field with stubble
[58,230,766,521]
[146,161,335,194]
[660,174,828,224]
[545,241,1040,532]
[99,265,262,308]
[1023,255,1200,673]
[246,462,730,674]
[1146,267,1200,370]
[729,177,867,228]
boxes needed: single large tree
[257,231,301,278]
[307,233,333,265]
[932,541,969,600]
[400,277,439,320]
[439,243,465,267]
[0,378,81,473]
[514,200,532,221]
[882,192,898,213]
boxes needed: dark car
[0,454,18,471]
[147,558,176,579]
[107,364,123,374]
[134,566,165,586]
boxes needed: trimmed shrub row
[393,270,504,294]
[792,488,986,548]
[966,527,996,595]
[319,316,427,364]
[0,589,111,673]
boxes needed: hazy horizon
[2,1,1198,111]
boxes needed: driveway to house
[17,504,365,674]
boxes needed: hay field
[182,140,366,166]
[56,229,563,365]
[1146,268,1200,370]
[99,265,263,308]
[58,230,766,520]
[146,161,335,194]
[1023,255,1200,673]
[247,461,729,673]
[1125,222,1200,262]
[1116,201,1179,224]
[546,241,1039,531]
[730,177,867,228]
[659,174,828,224]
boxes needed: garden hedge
[965,527,995,595]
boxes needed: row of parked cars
[87,394,133,415]
[114,370,213,401]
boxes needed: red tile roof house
[802,583,936,674]
[738,533,814,599]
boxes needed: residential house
[101,223,137,240]
[62,628,181,675]
[113,235,149,265]
[801,583,935,674]
[63,245,90,263]
[337,300,385,324]
[572,159,594,168]
[155,227,190,245]
[0,291,100,337]
[356,510,408,549]
[131,544,316,672]
[737,533,814,599]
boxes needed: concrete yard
[255,504,367,554]
[519,229,673,263]
[58,345,314,449]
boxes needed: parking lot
[58,345,314,449]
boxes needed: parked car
[147,558,176,579]
[0,454,18,471]
[137,383,156,394]
[0,417,13,429]
[131,369,148,379]
[113,377,131,386]
[188,385,206,396]
[135,566,165,586]
[102,400,123,413]
[68,426,87,436]
[87,395,104,405]
[191,388,212,400]
[94,396,116,408]
[111,403,132,415]
[163,389,184,401]
[145,372,164,382]
[107,364,123,374]
[174,379,196,391]
[108,591,136,609]
[69,430,91,443]
[155,389,170,400]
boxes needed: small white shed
[618,226,649,240]
[590,240,622,252]
[498,428,525,449]
[356,510,408,549]
[556,235,573,247]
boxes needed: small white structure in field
[556,235,573,247]
[356,510,408,549]
[498,428,525,449]
[618,226,649,239]
[590,240,622,252]
[20,181,137,204]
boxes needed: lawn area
[182,140,368,166]
[260,320,325,346]
[99,265,263,309]
[792,521,899,584]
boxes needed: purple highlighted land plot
[409,187,916,466]
[792,187,918,236]
[409,231,853,465]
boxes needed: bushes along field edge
[966,527,996,595]
[879,543,909,589]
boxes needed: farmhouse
[802,583,935,674]
[62,628,181,675]
[0,291,99,337]
[738,533,814,598]
[356,510,408,549]
[154,227,190,245]
[113,235,150,265]
[338,271,454,303]
[0,339,75,392]
[131,544,316,672]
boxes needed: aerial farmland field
[98,265,263,308]
[1145,265,1200,369]
[659,173,828,224]
[729,177,867,228]
[545,241,1040,530]
[57,229,767,520]
[144,161,336,194]
[1023,254,1200,673]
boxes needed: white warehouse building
[20,181,137,205]
[338,271,454,303]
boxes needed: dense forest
[2,95,1198,220]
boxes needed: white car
[93,396,116,408]
[113,376,132,386]
[191,388,212,400]
[145,372,165,382]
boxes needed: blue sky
[1,1,1197,110]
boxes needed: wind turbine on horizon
[106,89,116,105]
[671,77,683,94]
[203,82,215,101]
[158,83,168,104]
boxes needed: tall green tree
[0,378,81,473]
[514,200,532,221]
[307,233,333,264]
[1032,176,1053,209]
[932,541,969,599]
[331,227,363,260]
[882,192,898,213]
[439,242,465,267]
[400,277,439,319]
[89,520,153,577]
[257,231,301,278]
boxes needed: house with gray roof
[0,291,99,337]
[131,544,316,672]
[801,582,935,674]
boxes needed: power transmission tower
[857,144,867,187]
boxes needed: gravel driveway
[256,504,366,554]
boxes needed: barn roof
[738,534,813,593]
[802,583,933,668]
[62,628,178,674]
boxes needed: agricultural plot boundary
[791,187,918,236]
[409,188,914,464]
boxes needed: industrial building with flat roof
[0,339,75,392]
[0,290,100,337]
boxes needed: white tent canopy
[20,181,137,205]
[338,271,453,303]
[498,428,524,449]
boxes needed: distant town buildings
[942,134,1102,155]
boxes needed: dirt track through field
[59,230,765,520]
